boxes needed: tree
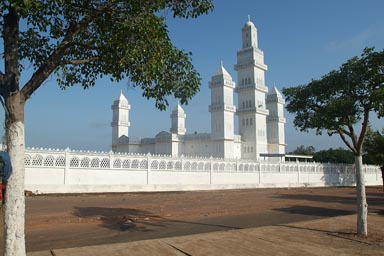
[313,147,354,164]
[289,145,316,155]
[282,47,384,236]
[0,1,213,255]
[287,145,315,162]
[363,128,384,191]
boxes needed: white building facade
[112,18,285,160]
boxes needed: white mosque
[111,18,286,160]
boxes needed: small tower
[111,91,130,148]
[170,103,186,135]
[266,85,286,154]
[209,62,236,158]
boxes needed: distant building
[112,18,286,160]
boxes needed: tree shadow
[277,224,354,236]
[73,207,164,232]
[73,207,241,232]
[274,193,356,204]
[274,205,354,217]
[274,193,384,208]
[321,171,355,186]
[276,224,383,245]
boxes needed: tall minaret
[266,85,286,154]
[111,91,130,148]
[235,16,269,160]
[170,103,186,135]
[209,62,236,158]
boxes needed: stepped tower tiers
[170,103,186,135]
[111,91,130,148]
[235,17,269,160]
[209,62,236,158]
[266,85,286,155]
[110,19,286,160]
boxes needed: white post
[297,162,300,185]
[147,153,151,185]
[210,156,213,185]
[109,150,114,169]
[376,167,378,181]
[64,147,70,185]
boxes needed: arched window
[246,118,249,126]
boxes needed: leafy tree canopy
[313,147,354,164]
[0,0,214,110]
[289,145,315,155]
[363,127,384,166]
[288,145,354,164]
[283,47,384,155]
[283,47,383,236]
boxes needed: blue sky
[1,0,384,152]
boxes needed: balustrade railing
[24,147,379,174]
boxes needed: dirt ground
[1,186,383,252]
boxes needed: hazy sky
[1,0,383,152]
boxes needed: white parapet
[24,147,382,194]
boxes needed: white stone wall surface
[24,147,382,194]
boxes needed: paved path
[29,214,383,256]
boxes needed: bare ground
[1,186,383,252]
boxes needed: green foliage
[313,148,354,164]
[363,128,384,166]
[289,145,315,155]
[283,48,384,155]
[0,0,214,110]
[289,145,356,164]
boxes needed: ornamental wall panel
[23,148,381,193]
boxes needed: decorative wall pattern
[24,147,381,194]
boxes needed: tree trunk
[354,155,368,236]
[3,92,26,255]
[381,166,384,192]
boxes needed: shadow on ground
[274,192,383,209]
[73,207,241,232]
[73,207,164,231]
[274,205,354,217]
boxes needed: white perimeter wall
[24,148,382,194]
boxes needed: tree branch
[21,7,106,99]
[63,57,99,65]
[357,108,370,152]
[338,131,357,155]
[338,127,353,138]
[347,124,358,149]
[3,7,20,95]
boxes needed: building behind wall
[112,17,285,160]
